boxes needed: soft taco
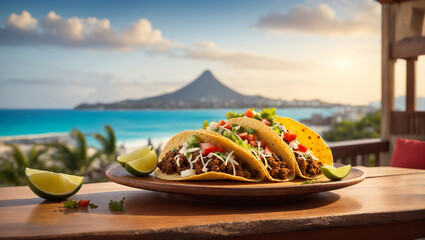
[221,108,333,179]
[155,130,266,182]
[202,118,296,182]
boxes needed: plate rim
[106,165,366,197]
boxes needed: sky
[0,0,423,108]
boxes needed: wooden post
[406,58,417,111]
[381,4,396,165]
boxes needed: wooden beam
[381,4,396,142]
[376,0,415,4]
[406,58,416,111]
[391,36,425,59]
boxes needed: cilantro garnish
[89,203,98,209]
[246,128,256,134]
[301,180,318,185]
[109,197,126,211]
[63,199,78,209]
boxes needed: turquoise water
[0,108,337,142]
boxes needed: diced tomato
[201,143,216,155]
[284,132,297,142]
[223,122,233,130]
[298,144,308,152]
[215,144,224,153]
[244,109,255,118]
[217,120,226,127]
[261,119,270,126]
[265,146,273,155]
[247,134,256,141]
[249,140,266,147]
[237,132,248,139]
[77,199,90,207]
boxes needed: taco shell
[155,130,266,182]
[275,117,334,179]
[204,118,296,182]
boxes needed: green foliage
[50,129,91,175]
[0,144,49,186]
[0,125,118,187]
[324,111,381,141]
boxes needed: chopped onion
[289,141,298,150]
[202,159,213,172]
[187,147,201,153]
[180,169,196,177]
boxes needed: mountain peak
[195,70,216,83]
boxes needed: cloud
[0,10,171,50]
[6,10,38,30]
[171,41,304,70]
[256,0,380,36]
[0,10,303,70]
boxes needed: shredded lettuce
[225,111,244,119]
[259,108,277,121]
[186,135,200,148]
[272,126,281,135]
[202,120,209,129]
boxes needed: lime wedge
[321,164,351,181]
[25,168,84,200]
[117,146,152,167]
[125,149,158,177]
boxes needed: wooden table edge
[3,209,424,240]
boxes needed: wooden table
[0,166,424,240]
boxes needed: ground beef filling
[157,146,258,179]
[294,152,323,177]
[283,139,322,177]
[260,156,292,180]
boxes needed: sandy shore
[0,132,169,156]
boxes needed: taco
[202,118,296,182]
[221,108,333,179]
[155,130,266,182]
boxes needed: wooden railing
[329,139,390,167]
[391,111,425,135]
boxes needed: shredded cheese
[199,150,205,165]
[272,152,280,161]
[174,155,180,167]
[225,151,234,165]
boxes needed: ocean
[0,108,338,148]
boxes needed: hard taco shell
[203,118,296,182]
[155,130,266,182]
[275,117,334,179]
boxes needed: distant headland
[75,70,343,110]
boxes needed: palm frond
[71,129,87,172]
[49,142,78,172]
[6,144,28,169]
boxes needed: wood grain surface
[0,167,424,240]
